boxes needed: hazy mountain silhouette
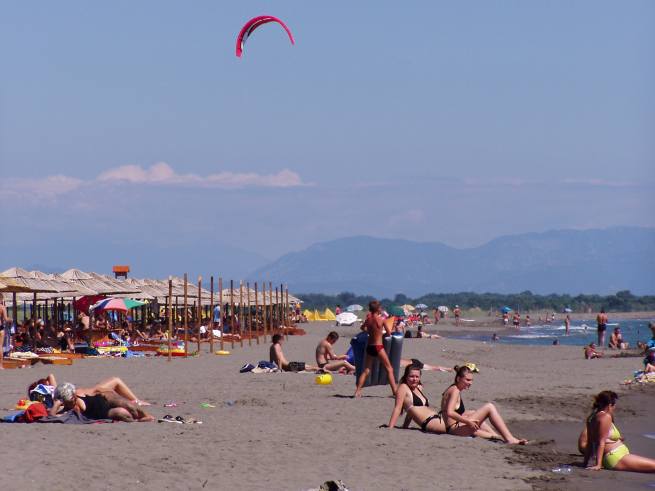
[250,227,655,296]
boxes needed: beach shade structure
[415,303,428,310]
[563,307,573,313]
[0,277,33,293]
[401,304,415,312]
[501,306,513,314]
[1,267,59,294]
[437,306,449,313]
[303,309,315,321]
[61,269,132,295]
[91,298,146,313]
[388,305,406,317]
[74,295,106,314]
[346,304,363,312]
[323,308,336,321]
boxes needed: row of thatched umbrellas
[0,267,301,324]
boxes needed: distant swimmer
[525,315,531,327]
[354,300,398,398]
[596,309,608,347]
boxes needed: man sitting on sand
[585,343,603,359]
[608,327,627,349]
[315,331,355,374]
[270,334,318,372]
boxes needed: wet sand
[0,321,653,490]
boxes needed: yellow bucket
[315,373,333,385]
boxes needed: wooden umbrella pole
[240,281,247,347]
[262,281,267,342]
[197,276,202,354]
[269,282,273,334]
[254,282,260,345]
[219,277,224,351]
[12,292,18,329]
[286,287,290,328]
[247,281,253,345]
[184,274,189,357]
[210,276,214,354]
[230,280,235,350]
[275,287,279,336]
[167,277,173,362]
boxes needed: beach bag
[288,361,305,372]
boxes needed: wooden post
[262,282,267,342]
[184,274,189,357]
[269,282,273,334]
[254,282,260,345]
[12,292,18,328]
[32,292,37,320]
[240,281,248,347]
[230,280,235,350]
[167,277,173,362]
[286,287,290,328]
[245,282,251,346]
[219,277,224,351]
[210,276,214,354]
[275,287,279,336]
[197,276,202,354]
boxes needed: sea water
[449,318,653,347]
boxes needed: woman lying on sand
[440,365,527,444]
[31,373,151,406]
[579,390,655,472]
[387,364,446,433]
[50,382,154,422]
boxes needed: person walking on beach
[354,301,398,398]
[565,314,571,335]
[596,309,608,347]
[453,305,461,327]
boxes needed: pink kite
[235,15,295,57]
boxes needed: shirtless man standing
[316,331,355,374]
[596,309,608,347]
[354,301,398,398]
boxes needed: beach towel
[20,403,48,423]
[1,411,25,423]
[38,410,111,424]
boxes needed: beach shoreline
[1,321,653,490]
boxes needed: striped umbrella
[91,298,146,313]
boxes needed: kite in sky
[235,15,295,57]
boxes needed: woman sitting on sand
[387,364,446,433]
[579,390,655,472]
[440,365,527,444]
[50,382,154,422]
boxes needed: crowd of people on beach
[3,294,655,475]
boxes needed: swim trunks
[366,345,384,357]
[598,324,607,332]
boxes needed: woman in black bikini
[51,383,154,422]
[440,365,527,444]
[387,364,446,433]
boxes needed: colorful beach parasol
[388,305,406,317]
[346,304,363,312]
[91,298,146,313]
[415,303,428,310]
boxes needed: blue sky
[1,1,653,277]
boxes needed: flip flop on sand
[158,415,183,424]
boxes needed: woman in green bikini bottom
[581,390,655,472]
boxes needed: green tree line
[297,290,655,313]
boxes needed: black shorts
[598,324,607,332]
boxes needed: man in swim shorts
[354,300,398,397]
[596,309,608,346]
[315,331,355,374]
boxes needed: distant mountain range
[249,227,655,297]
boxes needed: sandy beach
[1,321,653,491]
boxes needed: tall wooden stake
[219,277,224,351]
[184,274,189,357]
[254,282,260,345]
[210,276,214,354]
[262,282,267,342]
[167,277,173,362]
[197,276,202,354]
[230,280,235,349]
